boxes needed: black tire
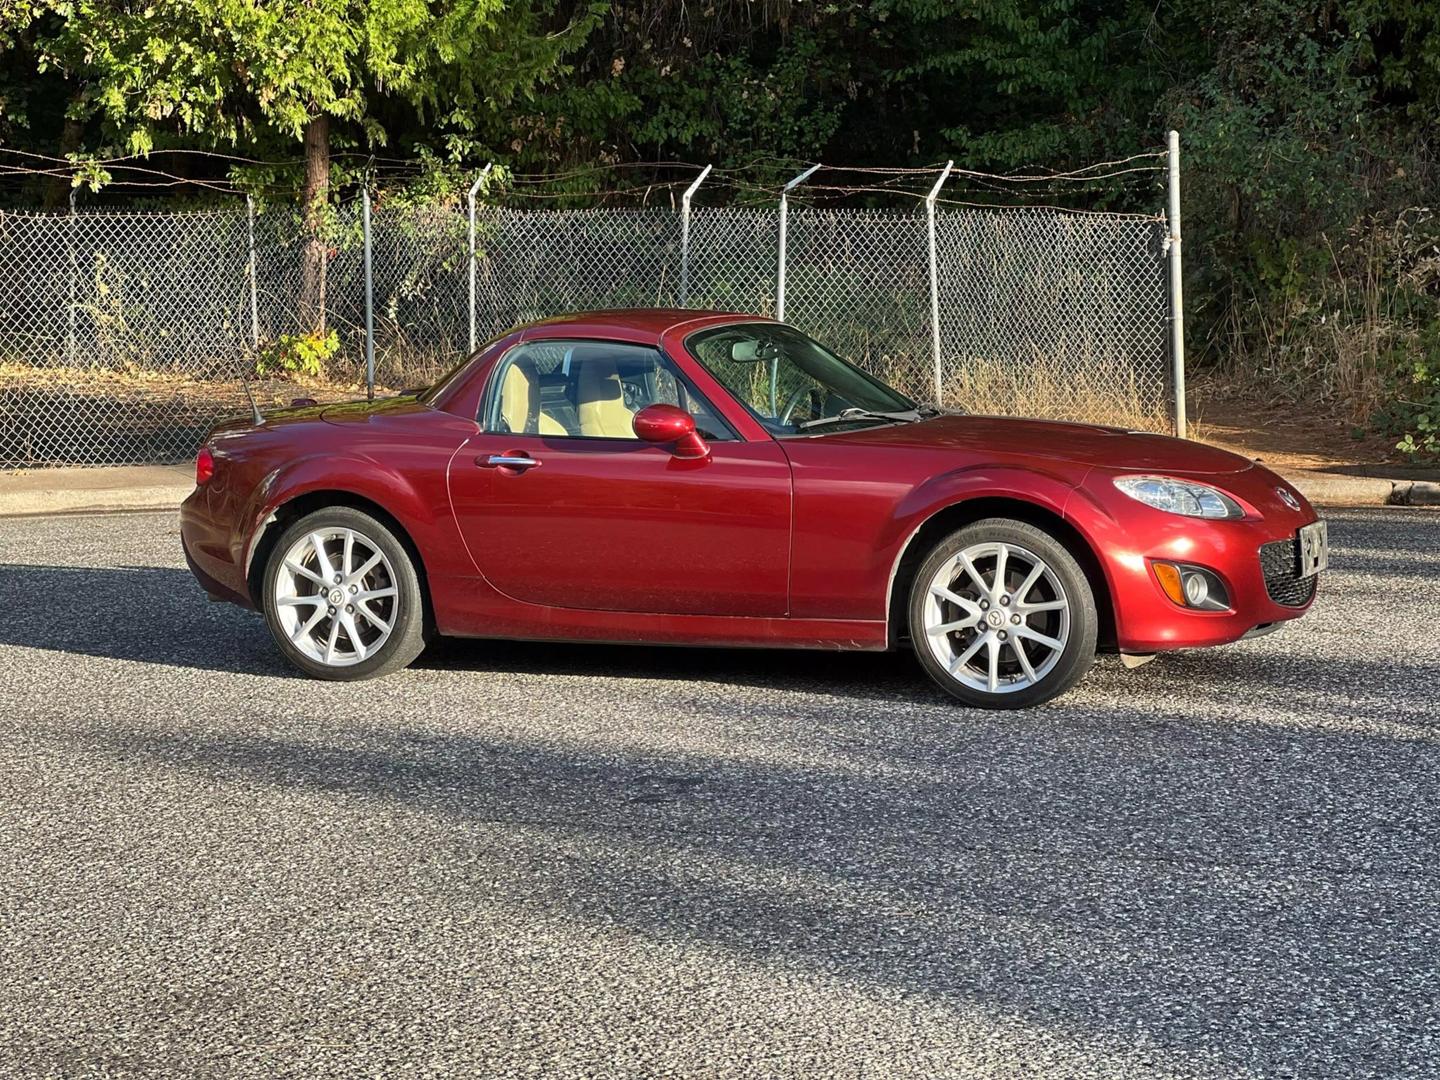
[261,506,428,681]
[908,518,1097,709]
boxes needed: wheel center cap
[328,588,345,606]
[986,610,1005,628]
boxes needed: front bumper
[1074,464,1322,653]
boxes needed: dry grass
[870,351,1170,432]
[0,361,377,409]
[1,350,1170,445]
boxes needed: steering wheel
[778,384,817,427]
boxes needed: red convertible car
[181,310,1326,708]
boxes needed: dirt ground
[1189,383,1405,474]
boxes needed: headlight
[1113,476,1244,519]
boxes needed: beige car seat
[499,358,566,435]
[576,353,636,438]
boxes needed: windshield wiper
[798,406,927,431]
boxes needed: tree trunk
[44,99,86,209]
[298,114,330,337]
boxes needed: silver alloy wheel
[921,540,1071,695]
[273,527,399,667]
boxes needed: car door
[448,337,793,617]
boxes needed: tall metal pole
[926,160,954,407]
[679,163,713,307]
[1167,130,1187,439]
[467,163,493,353]
[245,195,260,351]
[362,185,375,402]
[775,163,821,323]
[67,187,77,367]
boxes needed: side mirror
[633,403,710,460]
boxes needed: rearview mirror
[633,404,710,460]
[730,339,777,363]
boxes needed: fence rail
[0,147,1179,468]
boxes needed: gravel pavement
[1,508,1437,1079]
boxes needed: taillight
[195,447,215,485]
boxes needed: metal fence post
[67,187,77,367]
[1167,130,1187,439]
[362,186,375,402]
[245,195,260,351]
[680,164,713,307]
[467,163,493,354]
[776,163,822,323]
[926,160,954,407]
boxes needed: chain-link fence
[0,169,1175,468]
[935,209,1169,421]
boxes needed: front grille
[1259,537,1318,607]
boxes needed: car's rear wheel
[908,518,1097,708]
[262,507,427,681]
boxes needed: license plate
[1298,520,1328,577]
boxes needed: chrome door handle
[480,454,540,470]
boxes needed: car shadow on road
[416,634,945,705]
[0,562,944,699]
[0,563,287,677]
[2,561,1437,731]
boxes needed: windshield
[685,323,917,435]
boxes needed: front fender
[874,463,1094,627]
[794,457,1082,624]
[890,463,1087,547]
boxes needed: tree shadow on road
[60,708,1440,1080]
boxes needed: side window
[487,340,733,440]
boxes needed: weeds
[870,350,1169,431]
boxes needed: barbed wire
[0,144,1170,214]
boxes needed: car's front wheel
[262,506,428,680]
[908,518,1097,708]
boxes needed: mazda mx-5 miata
[181,310,1326,708]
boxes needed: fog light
[1152,561,1230,611]
[1182,570,1209,607]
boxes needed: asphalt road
[1,507,1437,1079]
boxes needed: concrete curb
[1390,479,1440,507]
[0,466,192,518]
[1282,469,1440,508]
[1283,470,1396,509]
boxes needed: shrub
[1375,357,1440,459]
[255,331,340,380]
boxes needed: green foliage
[256,331,340,380]
[873,0,1166,168]
[16,0,596,168]
[1374,340,1440,459]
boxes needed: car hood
[827,415,1255,475]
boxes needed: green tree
[24,0,598,330]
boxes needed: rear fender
[239,454,439,583]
